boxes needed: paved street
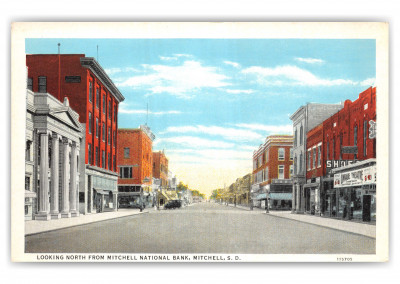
[25,202,375,254]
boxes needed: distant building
[290,102,344,214]
[252,135,294,210]
[153,151,169,189]
[117,126,155,208]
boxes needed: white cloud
[117,60,231,98]
[360,77,376,86]
[223,61,241,68]
[155,136,235,149]
[161,125,263,141]
[119,104,182,116]
[159,56,178,61]
[235,123,293,134]
[295,57,325,64]
[104,67,140,76]
[225,89,254,94]
[242,65,359,87]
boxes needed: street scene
[25,202,375,254]
[19,27,382,259]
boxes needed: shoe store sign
[326,160,357,174]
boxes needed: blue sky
[26,38,376,195]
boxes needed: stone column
[296,183,301,212]
[69,141,79,217]
[35,130,51,220]
[291,183,296,213]
[60,137,71,218]
[50,133,61,219]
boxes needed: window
[290,148,293,160]
[299,152,303,173]
[108,127,111,145]
[25,176,30,191]
[124,147,130,158]
[108,100,112,118]
[363,120,367,157]
[102,123,105,141]
[318,145,321,167]
[108,153,111,170]
[25,141,31,161]
[278,148,285,160]
[299,125,303,146]
[88,112,92,134]
[89,81,93,102]
[253,160,257,171]
[27,77,33,91]
[95,147,99,166]
[278,165,284,179]
[294,129,297,147]
[294,155,297,174]
[113,131,116,147]
[313,148,316,169]
[88,144,92,164]
[354,125,358,159]
[114,106,117,122]
[38,76,47,92]
[102,94,106,113]
[258,155,262,167]
[327,141,330,160]
[289,165,293,178]
[95,118,99,137]
[264,167,269,181]
[307,150,311,170]
[102,150,105,168]
[113,155,116,172]
[96,88,100,108]
[120,166,133,179]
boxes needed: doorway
[362,195,371,222]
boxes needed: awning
[93,188,115,195]
[269,193,292,200]
[256,193,267,200]
[25,190,36,198]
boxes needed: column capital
[52,132,62,140]
[37,129,52,136]
[62,137,71,145]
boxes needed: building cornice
[80,57,125,103]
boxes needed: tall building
[251,135,294,210]
[26,54,125,214]
[305,86,376,222]
[117,125,155,208]
[290,102,344,214]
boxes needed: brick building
[117,125,155,208]
[26,54,125,214]
[251,135,294,210]
[153,151,169,188]
[290,102,344,214]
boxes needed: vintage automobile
[164,200,182,209]
[118,198,144,211]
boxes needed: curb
[25,211,148,237]
[263,212,376,239]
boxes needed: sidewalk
[25,209,146,236]
[221,203,376,239]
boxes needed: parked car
[118,199,144,211]
[164,200,182,209]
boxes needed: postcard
[11,22,389,262]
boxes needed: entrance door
[362,195,371,222]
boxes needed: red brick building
[304,86,377,221]
[251,135,294,210]
[152,151,169,188]
[117,125,155,208]
[26,54,125,214]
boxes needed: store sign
[334,166,376,188]
[326,160,357,174]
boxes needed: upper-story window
[38,76,47,93]
[95,118,99,138]
[264,167,269,181]
[113,131,116,147]
[363,120,368,157]
[124,147,130,158]
[294,129,298,147]
[102,123,105,141]
[89,81,93,102]
[290,148,293,160]
[318,145,321,167]
[114,105,117,123]
[96,88,100,108]
[289,165,293,178]
[299,152,303,173]
[108,100,112,118]
[307,150,311,170]
[278,165,284,179]
[27,77,33,91]
[108,127,111,145]
[25,141,31,161]
[299,125,303,146]
[312,148,316,169]
[278,148,285,160]
[88,112,92,134]
[102,94,106,114]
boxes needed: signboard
[341,146,358,154]
[369,120,376,139]
[326,160,357,174]
[334,165,376,188]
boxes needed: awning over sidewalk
[269,193,292,200]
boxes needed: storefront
[331,159,376,222]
